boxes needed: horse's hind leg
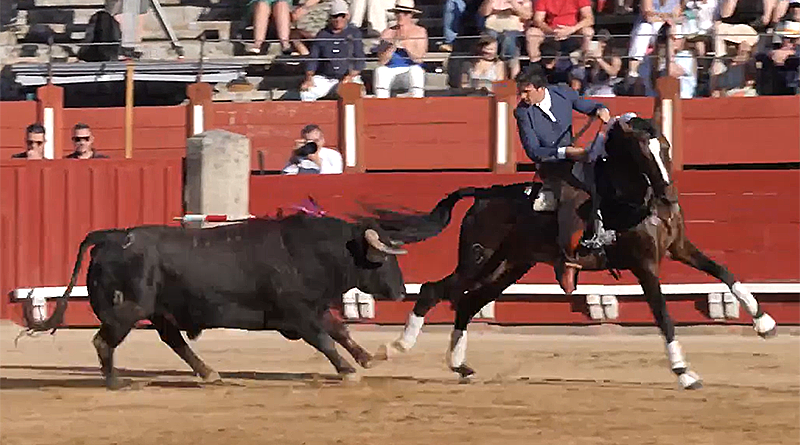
[632,266,703,390]
[669,238,776,337]
[447,263,531,380]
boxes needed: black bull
[22,207,460,389]
[365,117,778,390]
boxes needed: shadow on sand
[0,364,424,390]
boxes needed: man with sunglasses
[300,0,366,102]
[13,123,46,159]
[66,123,108,159]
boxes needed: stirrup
[581,229,617,249]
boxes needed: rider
[513,64,612,295]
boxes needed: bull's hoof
[374,341,406,361]
[339,371,361,384]
[358,354,377,369]
[451,364,475,381]
[202,371,223,385]
[105,377,132,391]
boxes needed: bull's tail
[22,229,127,334]
[358,182,535,243]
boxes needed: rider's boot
[558,231,584,295]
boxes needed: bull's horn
[364,229,407,255]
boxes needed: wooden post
[124,62,135,159]
[186,82,214,137]
[655,76,683,172]
[491,80,517,174]
[35,83,64,159]
[337,82,365,173]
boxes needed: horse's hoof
[451,364,476,380]
[678,371,703,390]
[202,371,223,384]
[754,314,777,339]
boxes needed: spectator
[300,0,366,102]
[712,0,789,74]
[441,0,465,52]
[681,0,717,58]
[66,123,108,159]
[299,124,343,173]
[461,34,506,90]
[104,0,147,58]
[639,27,699,98]
[479,0,532,79]
[290,0,331,55]
[627,0,682,80]
[246,0,292,55]
[582,29,623,96]
[527,0,594,64]
[374,0,428,98]
[755,20,800,94]
[282,141,322,174]
[12,123,45,159]
[350,0,394,35]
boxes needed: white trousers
[628,19,665,60]
[373,65,425,98]
[300,75,363,102]
[349,0,394,33]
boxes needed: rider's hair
[515,64,548,89]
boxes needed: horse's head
[602,115,673,206]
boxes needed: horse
[360,115,778,390]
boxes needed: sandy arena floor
[0,321,798,445]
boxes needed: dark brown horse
[362,116,778,390]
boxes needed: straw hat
[776,21,800,38]
[387,0,422,15]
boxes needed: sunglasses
[73,136,90,142]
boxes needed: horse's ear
[618,119,633,133]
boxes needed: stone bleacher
[1,0,635,101]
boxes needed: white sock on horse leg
[730,282,759,317]
[666,340,688,371]
[731,282,776,334]
[397,313,425,350]
[447,329,467,369]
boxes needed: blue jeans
[443,0,466,44]
[484,29,522,60]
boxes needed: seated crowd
[245,0,799,98]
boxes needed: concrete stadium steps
[13,0,240,44]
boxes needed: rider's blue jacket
[514,85,606,164]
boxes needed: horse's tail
[23,229,128,334]
[356,182,535,244]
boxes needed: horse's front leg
[669,238,776,338]
[633,266,703,390]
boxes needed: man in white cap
[300,0,366,101]
[373,0,428,98]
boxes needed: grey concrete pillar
[184,129,251,228]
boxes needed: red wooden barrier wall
[0,159,183,323]
[362,97,493,170]
[0,101,38,159]
[210,101,339,171]
[682,96,800,165]
[61,106,187,159]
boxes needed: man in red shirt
[526,0,594,62]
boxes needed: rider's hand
[565,146,588,161]
[596,107,611,124]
